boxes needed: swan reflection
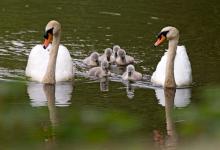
[164,88,177,150]
[153,88,177,149]
[155,88,191,107]
[153,88,191,150]
[27,82,73,107]
[27,83,73,148]
[42,84,58,126]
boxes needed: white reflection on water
[99,11,121,16]
[0,67,25,79]
[27,82,73,107]
[155,88,191,108]
[153,88,191,149]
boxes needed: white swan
[151,26,192,88]
[25,20,74,84]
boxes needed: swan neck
[164,39,178,88]
[42,31,61,84]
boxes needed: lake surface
[0,0,220,149]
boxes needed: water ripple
[99,11,121,16]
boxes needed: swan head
[43,20,61,49]
[117,49,126,60]
[113,45,120,58]
[127,64,135,76]
[154,26,179,46]
[91,52,99,65]
[104,48,113,61]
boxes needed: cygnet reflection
[110,65,126,75]
[27,82,73,107]
[100,77,109,92]
[126,81,134,99]
[154,88,191,108]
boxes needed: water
[0,0,220,149]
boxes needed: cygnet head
[113,45,120,58]
[127,65,135,76]
[101,60,109,71]
[91,52,99,64]
[104,48,113,61]
[117,49,126,60]
[154,26,179,46]
[43,20,61,49]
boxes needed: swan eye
[157,31,169,39]
[44,28,54,39]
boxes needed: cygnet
[122,64,142,81]
[88,61,110,78]
[83,52,99,67]
[112,45,120,59]
[116,49,134,66]
[99,48,115,64]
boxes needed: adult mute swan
[151,26,192,88]
[25,20,74,84]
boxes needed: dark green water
[0,0,220,149]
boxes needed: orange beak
[43,33,53,49]
[154,35,166,46]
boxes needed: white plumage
[151,46,192,87]
[25,44,73,82]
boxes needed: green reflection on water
[174,86,220,149]
[177,87,220,136]
[0,81,165,149]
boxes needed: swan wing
[174,46,192,86]
[55,45,73,81]
[151,51,168,86]
[25,44,49,82]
